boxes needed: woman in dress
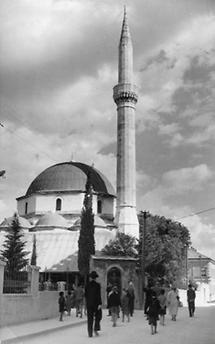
[167,286,179,321]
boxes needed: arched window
[56,198,62,211]
[97,200,102,214]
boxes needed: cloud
[181,215,215,260]
[162,164,213,194]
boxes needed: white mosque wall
[17,195,36,216]
[18,192,115,220]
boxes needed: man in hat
[85,271,102,337]
[187,284,196,317]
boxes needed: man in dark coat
[187,284,196,317]
[85,271,102,337]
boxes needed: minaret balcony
[113,83,138,105]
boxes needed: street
[18,305,215,344]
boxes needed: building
[0,9,140,301]
[188,247,215,302]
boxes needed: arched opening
[56,198,62,211]
[107,266,122,296]
[97,200,102,214]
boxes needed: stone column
[0,260,6,294]
[27,265,40,296]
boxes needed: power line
[176,207,215,221]
[0,120,54,162]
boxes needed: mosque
[0,9,140,297]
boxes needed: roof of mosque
[35,212,69,229]
[22,162,115,198]
[0,228,116,272]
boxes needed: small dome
[25,162,115,197]
[35,212,69,229]
[73,215,107,229]
[0,216,32,230]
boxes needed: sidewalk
[0,310,87,344]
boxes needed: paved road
[19,305,215,344]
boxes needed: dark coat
[58,295,66,313]
[147,297,160,325]
[85,280,102,310]
[108,291,121,308]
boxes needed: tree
[78,172,95,282]
[101,232,137,257]
[30,234,37,266]
[138,212,191,285]
[100,211,191,286]
[0,213,29,272]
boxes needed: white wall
[17,195,36,216]
[0,291,59,327]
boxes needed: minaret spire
[113,8,139,238]
[118,5,133,84]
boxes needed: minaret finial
[121,5,130,41]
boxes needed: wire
[0,120,54,161]
[176,207,215,221]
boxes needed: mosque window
[56,198,62,211]
[97,200,102,214]
[25,202,28,214]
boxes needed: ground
[17,305,215,344]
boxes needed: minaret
[113,7,139,238]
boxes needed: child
[121,288,130,322]
[146,291,160,335]
[108,285,121,327]
[158,289,167,325]
[58,291,66,321]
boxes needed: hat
[89,271,99,279]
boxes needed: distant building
[188,247,215,302]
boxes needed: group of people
[58,283,85,321]
[106,281,135,327]
[58,272,196,338]
[144,282,196,335]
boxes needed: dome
[35,212,69,229]
[73,215,107,229]
[0,216,32,230]
[25,162,115,197]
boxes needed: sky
[0,0,215,259]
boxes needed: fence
[3,268,30,294]
[0,261,59,327]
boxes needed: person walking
[158,289,167,325]
[85,271,102,337]
[127,281,135,317]
[108,285,121,327]
[106,282,113,316]
[146,291,160,335]
[187,283,196,317]
[121,288,130,322]
[58,291,66,321]
[75,284,85,318]
[167,286,179,321]
[143,284,153,316]
[65,290,74,316]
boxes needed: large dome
[26,162,115,197]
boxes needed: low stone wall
[0,291,59,327]
[0,261,60,327]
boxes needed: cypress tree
[78,172,95,282]
[0,213,29,272]
[30,233,37,266]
